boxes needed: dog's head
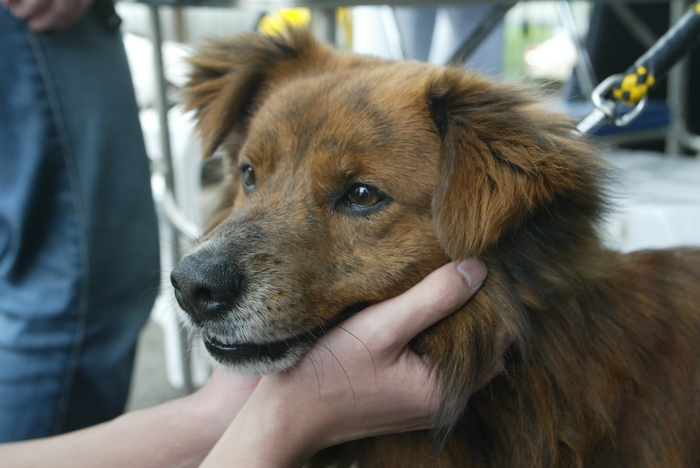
[173,29,604,375]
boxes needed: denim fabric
[0,6,160,441]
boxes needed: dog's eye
[344,183,385,208]
[240,165,256,192]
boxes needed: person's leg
[0,6,160,441]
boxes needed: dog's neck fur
[470,207,689,468]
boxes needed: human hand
[0,0,93,31]
[201,258,508,468]
[259,258,490,446]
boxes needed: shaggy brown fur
[176,29,700,467]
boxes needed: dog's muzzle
[170,247,314,368]
[170,248,290,364]
[171,247,373,369]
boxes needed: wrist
[166,392,230,466]
[200,381,331,468]
[184,384,237,444]
[239,389,322,467]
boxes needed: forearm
[1,394,222,468]
[199,392,319,468]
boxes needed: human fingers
[352,258,487,353]
[4,0,50,20]
[27,0,91,31]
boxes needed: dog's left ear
[427,68,601,259]
[182,29,331,159]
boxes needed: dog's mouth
[201,301,373,366]
[204,334,297,360]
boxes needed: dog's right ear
[182,29,330,159]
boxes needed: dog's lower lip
[204,334,293,359]
[202,301,374,362]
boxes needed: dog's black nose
[170,249,243,322]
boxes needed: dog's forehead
[243,68,440,201]
[255,72,418,142]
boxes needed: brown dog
[171,29,700,467]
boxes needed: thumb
[363,259,487,349]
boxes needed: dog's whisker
[335,324,377,380]
[310,353,323,397]
[304,331,357,408]
[303,347,324,397]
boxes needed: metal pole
[148,4,194,394]
[448,3,515,66]
[311,8,336,45]
[557,0,598,98]
[379,6,405,61]
[666,0,691,154]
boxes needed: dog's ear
[182,28,331,159]
[427,68,602,259]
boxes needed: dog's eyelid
[346,181,383,197]
[237,160,253,172]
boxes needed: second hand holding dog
[201,258,499,468]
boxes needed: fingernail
[457,258,487,289]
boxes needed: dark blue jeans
[0,6,160,441]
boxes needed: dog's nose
[170,249,243,322]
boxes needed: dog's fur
[173,29,700,467]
